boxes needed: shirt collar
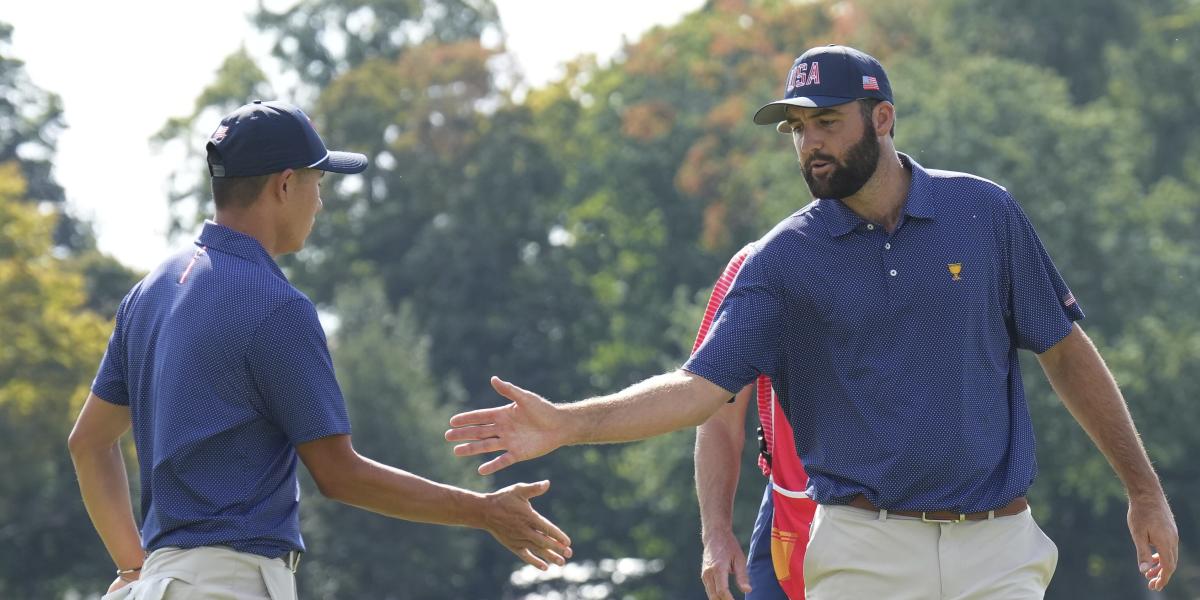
[818,151,936,238]
[898,152,936,220]
[195,220,288,281]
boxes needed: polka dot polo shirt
[685,153,1083,513]
[92,221,350,558]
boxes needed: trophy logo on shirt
[947,263,963,281]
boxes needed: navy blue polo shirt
[92,221,350,558]
[685,154,1083,512]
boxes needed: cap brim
[752,96,858,125]
[312,150,368,175]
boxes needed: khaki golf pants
[804,505,1058,600]
[101,546,298,600]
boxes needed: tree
[253,0,500,90]
[295,280,487,598]
[0,20,141,312]
[0,162,115,597]
[0,23,64,207]
[154,48,274,234]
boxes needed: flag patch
[862,75,880,91]
[1063,292,1077,308]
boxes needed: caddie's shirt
[92,221,350,558]
[685,153,1084,513]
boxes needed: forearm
[322,455,488,529]
[1039,326,1163,497]
[563,370,734,445]
[695,396,748,539]
[71,443,143,570]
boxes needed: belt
[846,495,1028,523]
[283,550,302,573]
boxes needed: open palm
[446,377,567,475]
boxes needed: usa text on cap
[753,45,893,127]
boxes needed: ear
[281,168,298,193]
[275,169,297,200]
[874,102,895,137]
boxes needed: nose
[795,129,823,162]
[801,126,825,152]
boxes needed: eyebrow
[807,108,843,119]
[786,107,842,122]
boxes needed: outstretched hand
[446,377,567,475]
[484,480,573,570]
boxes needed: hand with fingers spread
[482,480,573,570]
[1128,493,1179,591]
[446,377,569,476]
[701,529,752,600]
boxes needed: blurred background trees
[1,0,1197,597]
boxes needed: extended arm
[296,434,571,569]
[1037,323,1178,591]
[446,370,735,475]
[68,393,144,592]
[695,385,753,600]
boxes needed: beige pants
[101,546,298,600]
[803,505,1058,600]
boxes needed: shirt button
[889,269,898,277]
[884,243,892,250]
[867,224,875,230]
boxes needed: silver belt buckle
[285,550,302,573]
[921,512,967,523]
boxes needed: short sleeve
[684,245,786,393]
[248,298,351,445]
[92,293,132,406]
[1002,194,1084,353]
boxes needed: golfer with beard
[446,45,1178,598]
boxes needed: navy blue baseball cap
[206,100,368,178]
[753,45,893,127]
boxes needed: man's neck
[214,210,280,257]
[840,151,911,232]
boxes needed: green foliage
[0,18,142,288]
[296,280,486,598]
[0,162,114,597]
[253,0,499,88]
[155,48,274,233]
[0,23,64,206]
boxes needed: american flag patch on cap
[862,75,880,91]
[212,125,229,141]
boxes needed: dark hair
[211,174,272,211]
[858,98,895,138]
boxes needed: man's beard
[801,125,881,200]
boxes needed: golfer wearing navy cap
[447,46,1178,598]
[69,100,571,599]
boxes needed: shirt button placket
[882,234,901,305]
